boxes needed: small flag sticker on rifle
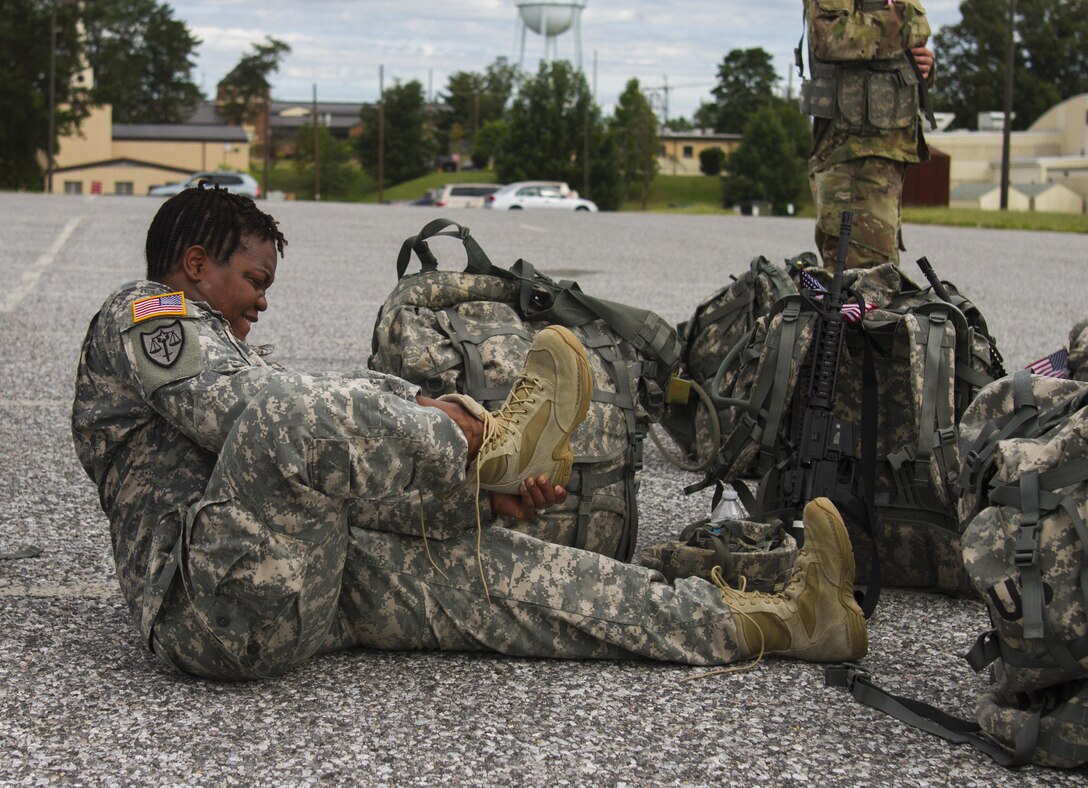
[798,270,875,324]
[1025,348,1069,378]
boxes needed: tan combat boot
[718,497,868,663]
[443,325,592,494]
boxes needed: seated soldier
[72,185,868,681]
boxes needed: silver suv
[149,171,260,199]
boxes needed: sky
[169,0,964,121]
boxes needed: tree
[722,104,807,215]
[0,0,89,190]
[710,48,780,133]
[932,0,1088,129]
[495,61,621,210]
[217,36,291,126]
[440,57,520,156]
[357,80,436,187]
[699,147,726,176]
[82,0,201,124]
[294,123,355,200]
[610,79,658,208]
[473,119,509,169]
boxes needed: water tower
[515,0,586,72]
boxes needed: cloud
[172,0,964,118]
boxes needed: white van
[433,183,503,208]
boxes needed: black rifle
[780,212,858,545]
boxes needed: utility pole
[999,0,1016,210]
[262,88,271,200]
[378,65,385,205]
[661,75,669,126]
[47,0,57,193]
[582,93,590,200]
[312,83,320,201]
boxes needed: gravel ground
[1,192,1086,785]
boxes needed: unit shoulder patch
[140,320,186,368]
[126,315,202,396]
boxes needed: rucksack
[368,218,681,561]
[699,261,1004,605]
[829,370,1088,768]
[654,254,801,472]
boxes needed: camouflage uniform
[802,0,932,270]
[72,281,744,680]
[1068,318,1088,382]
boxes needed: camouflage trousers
[151,373,743,679]
[812,157,906,271]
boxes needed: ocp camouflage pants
[812,157,905,271]
[151,373,743,680]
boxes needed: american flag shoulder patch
[131,292,186,323]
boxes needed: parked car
[149,171,260,199]
[404,188,441,206]
[484,181,596,212]
[433,183,503,208]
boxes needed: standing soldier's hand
[911,45,935,80]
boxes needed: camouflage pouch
[637,518,797,593]
[370,218,681,561]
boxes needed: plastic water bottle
[710,485,748,523]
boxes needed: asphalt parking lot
[1,191,1086,785]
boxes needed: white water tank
[517,0,582,35]
[515,0,586,71]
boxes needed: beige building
[657,129,741,176]
[51,104,250,196]
[928,93,1088,213]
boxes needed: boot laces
[683,565,768,680]
[481,376,538,452]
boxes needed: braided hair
[145,182,287,279]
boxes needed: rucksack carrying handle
[396,217,496,280]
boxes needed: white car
[485,181,597,212]
[149,171,260,199]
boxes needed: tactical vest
[798,0,931,134]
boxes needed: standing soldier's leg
[334,498,868,667]
[152,372,471,680]
[814,157,905,271]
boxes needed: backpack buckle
[1013,524,1039,567]
[824,662,869,688]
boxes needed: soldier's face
[199,235,278,340]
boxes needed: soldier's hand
[911,45,934,80]
[490,474,568,520]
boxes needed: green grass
[621,175,726,212]
[902,206,1088,233]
